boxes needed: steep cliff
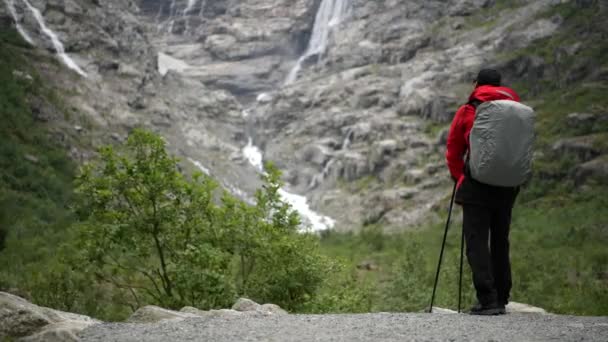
[2,0,606,233]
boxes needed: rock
[0,292,99,341]
[127,306,198,323]
[436,127,450,147]
[341,152,371,181]
[430,307,457,314]
[118,63,143,78]
[506,302,547,314]
[24,154,39,164]
[573,155,608,186]
[12,70,33,81]
[259,304,288,316]
[20,320,91,342]
[297,144,332,167]
[232,298,261,312]
[448,0,495,16]
[404,169,426,184]
[369,140,398,172]
[552,135,601,162]
[180,307,245,318]
[231,298,287,315]
[566,112,598,130]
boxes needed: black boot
[468,302,506,316]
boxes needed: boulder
[430,307,457,314]
[369,140,398,172]
[506,302,547,314]
[231,298,287,315]
[259,304,288,316]
[20,320,92,342]
[127,305,198,323]
[551,135,601,162]
[567,112,597,129]
[180,307,244,318]
[232,298,261,312]
[573,155,608,186]
[0,292,99,341]
[435,127,450,147]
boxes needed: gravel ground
[79,313,608,342]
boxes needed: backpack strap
[463,99,483,177]
[468,99,483,109]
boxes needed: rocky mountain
[1,0,605,232]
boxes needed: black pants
[463,204,513,306]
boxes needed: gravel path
[79,313,608,342]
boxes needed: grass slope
[315,1,608,316]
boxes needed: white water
[183,0,197,15]
[277,189,335,232]
[21,0,87,77]
[242,138,264,172]
[158,52,190,75]
[187,157,211,175]
[284,0,350,84]
[341,129,353,150]
[242,134,335,231]
[167,0,177,33]
[4,0,34,44]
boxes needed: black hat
[475,69,501,86]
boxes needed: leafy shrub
[69,130,332,315]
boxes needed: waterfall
[19,0,87,77]
[154,2,164,32]
[4,0,34,44]
[341,129,353,150]
[181,0,197,33]
[241,113,335,231]
[242,138,264,172]
[167,0,177,33]
[183,0,197,15]
[284,0,350,85]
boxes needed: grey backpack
[468,100,536,187]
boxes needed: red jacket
[445,85,520,187]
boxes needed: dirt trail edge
[79,313,608,342]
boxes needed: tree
[70,129,331,313]
[72,130,234,310]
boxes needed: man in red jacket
[446,69,520,315]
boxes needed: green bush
[68,130,332,317]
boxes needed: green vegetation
[68,130,331,318]
[0,29,79,310]
[317,184,608,316]
[314,1,608,317]
[0,30,333,321]
[1,0,606,323]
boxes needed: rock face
[3,0,602,231]
[0,292,100,341]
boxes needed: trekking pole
[428,182,457,313]
[458,222,465,313]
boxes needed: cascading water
[167,0,177,33]
[181,0,197,33]
[284,0,350,85]
[183,0,197,15]
[240,0,351,230]
[8,0,87,77]
[242,108,335,232]
[4,0,34,44]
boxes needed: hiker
[445,69,533,315]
